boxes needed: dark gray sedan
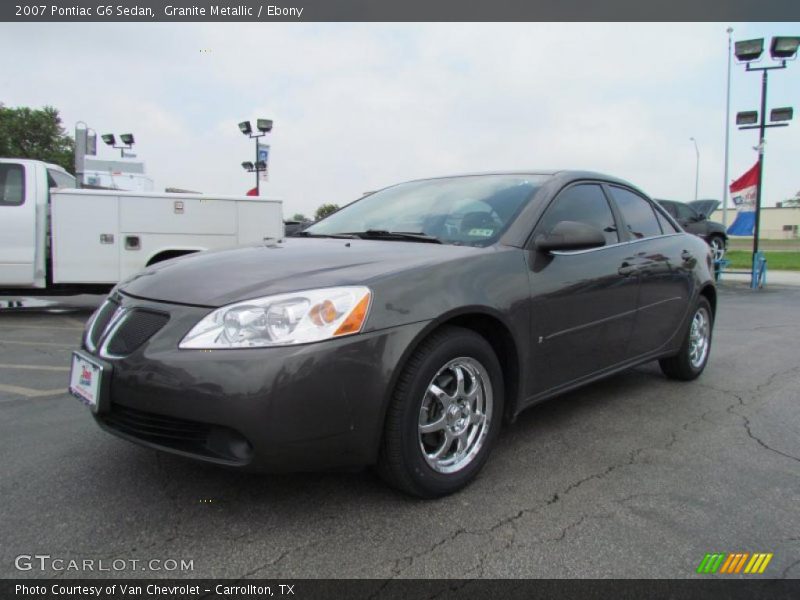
[70,171,716,497]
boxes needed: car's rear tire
[708,235,726,262]
[377,326,504,498]
[659,297,713,381]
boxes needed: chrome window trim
[85,300,119,353]
[83,307,103,353]
[98,310,133,360]
[549,232,685,256]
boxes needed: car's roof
[396,169,638,188]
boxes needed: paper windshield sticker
[468,228,494,237]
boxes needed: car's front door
[525,183,639,396]
[606,186,694,356]
[0,162,36,286]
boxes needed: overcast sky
[1,22,798,217]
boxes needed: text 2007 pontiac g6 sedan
[70,171,716,497]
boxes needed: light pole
[101,133,135,158]
[689,137,700,201]
[733,35,798,288]
[238,119,272,196]
[722,27,733,227]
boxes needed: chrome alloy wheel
[689,307,710,369]
[710,237,726,262]
[417,357,493,474]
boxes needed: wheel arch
[373,307,525,459]
[699,283,717,317]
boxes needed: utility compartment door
[51,191,120,283]
[119,195,237,235]
[236,200,284,244]
[0,161,37,286]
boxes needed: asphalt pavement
[0,282,798,579]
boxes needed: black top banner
[3,0,800,22]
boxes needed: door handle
[681,250,693,263]
[618,262,638,276]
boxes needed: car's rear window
[654,208,680,233]
[608,186,663,239]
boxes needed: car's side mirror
[695,213,706,221]
[534,221,607,253]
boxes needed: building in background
[82,157,154,192]
[710,206,800,239]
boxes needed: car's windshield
[305,174,546,246]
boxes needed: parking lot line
[56,316,89,329]
[0,324,84,331]
[0,383,65,398]
[0,363,70,372]
[0,339,75,348]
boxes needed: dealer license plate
[69,352,104,412]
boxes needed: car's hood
[689,199,720,217]
[119,238,480,307]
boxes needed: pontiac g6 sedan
[70,171,716,497]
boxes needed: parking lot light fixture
[736,111,758,125]
[734,38,764,62]
[770,36,800,60]
[238,118,272,195]
[102,132,136,157]
[770,107,793,122]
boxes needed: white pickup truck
[0,158,284,295]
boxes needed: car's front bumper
[85,292,429,471]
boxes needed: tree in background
[314,203,340,220]
[0,104,75,173]
[783,192,800,207]
[291,213,309,222]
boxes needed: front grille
[88,299,119,349]
[106,310,169,356]
[100,404,252,464]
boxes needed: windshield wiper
[345,230,443,244]
[292,231,358,239]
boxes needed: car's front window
[305,175,546,246]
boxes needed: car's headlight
[179,287,372,349]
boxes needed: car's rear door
[525,182,639,395]
[605,185,694,356]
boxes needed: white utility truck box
[50,189,283,284]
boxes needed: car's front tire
[659,297,713,381]
[377,326,504,498]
